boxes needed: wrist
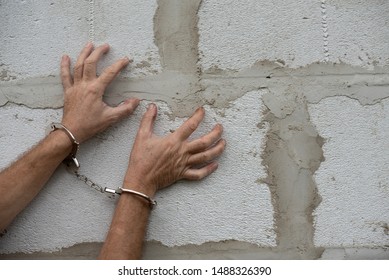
[47,123,80,169]
[122,177,157,198]
[46,129,73,156]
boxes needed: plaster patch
[260,85,324,258]
[154,0,202,74]
[2,63,388,118]
[2,240,388,260]
[309,97,389,247]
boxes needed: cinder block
[326,1,389,67]
[198,0,324,70]
[92,0,161,77]
[146,91,275,247]
[309,97,389,247]
[0,1,89,77]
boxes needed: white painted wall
[309,97,389,247]
[0,0,388,258]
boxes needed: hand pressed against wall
[60,42,140,143]
[123,104,226,197]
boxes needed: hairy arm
[99,105,226,259]
[0,131,72,230]
[0,43,139,231]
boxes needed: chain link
[70,169,117,199]
[74,171,105,193]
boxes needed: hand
[123,104,226,196]
[60,42,140,143]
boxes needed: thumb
[138,103,157,137]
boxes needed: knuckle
[199,137,208,148]
[166,137,178,148]
[200,152,209,162]
[74,63,84,72]
[102,69,116,79]
[61,72,70,79]
[109,69,116,75]
[108,113,120,124]
[192,172,203,181]
[84,57,96,65]
[217,141,226,152]
[188,121,198,132]
[124,105,134,115]
[86,82,100,94]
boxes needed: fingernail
[118,101,125,106]
[86,42,92,48]
[148,103,156,110]
[124,56,133,63]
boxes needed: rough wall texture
[0,0,388,259]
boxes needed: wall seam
[88,0,95,43]
[321,0,329,62]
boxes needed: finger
[187,124,223,153]
[98,57,131,87]
[182,162,219,181]
[187,139,226,165]
[60,55,73,90]
[105,98,140,124]
[175,107,205,140]
[74,42,94,83]
[138,103,157,137]
[83,43,110,80]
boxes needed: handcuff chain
[73,170,105,193]
[70,169,118,199]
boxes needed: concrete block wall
[0,0,388,259]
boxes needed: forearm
[99,190,152,260]
[0,130,72,230]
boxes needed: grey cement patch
[154,0,202,74]
[1,241,388,260]
[1,63,388,116]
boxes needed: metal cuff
[118,187,157,210]
[47,122,80,170]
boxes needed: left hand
[123,104,226,196]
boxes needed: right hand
[123,104,226,196]
[60,42,140,143]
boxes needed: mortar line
[202,73,389,79]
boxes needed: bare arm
[0,131,72,230]
[0,42,139,231]
[99,105,226,259]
